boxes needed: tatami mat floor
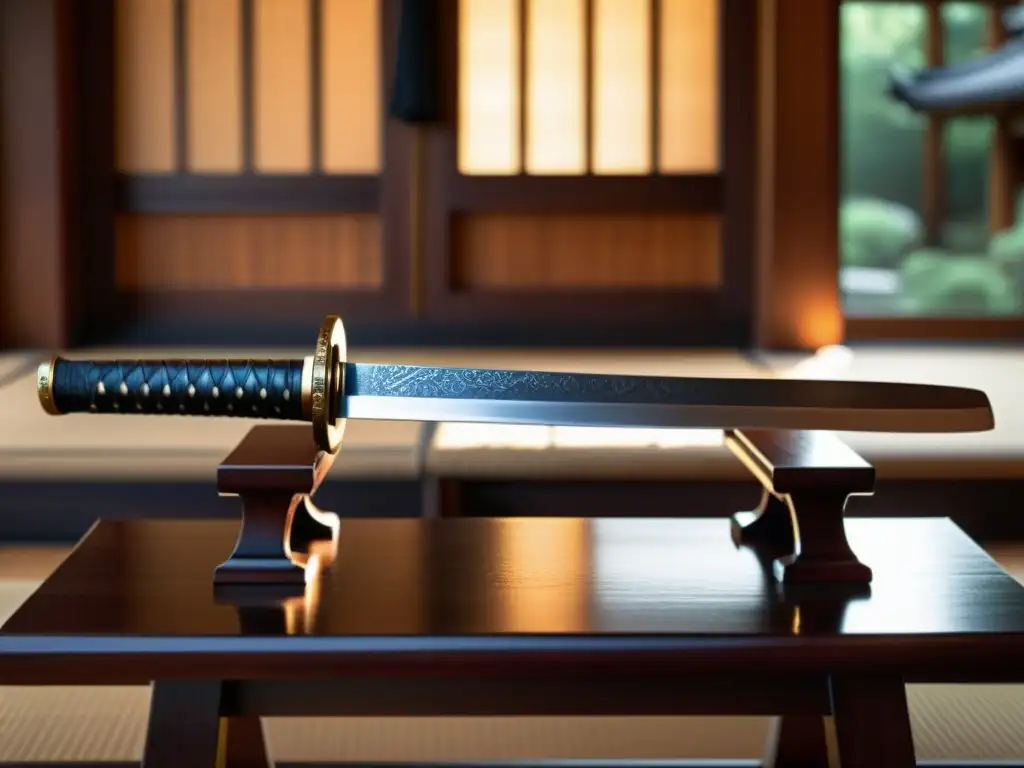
[1,545,1023,763]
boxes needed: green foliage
[840,198,923,268]
[990,226,1024,263]
[989,194,1024,263]
[899,250,1021,315]
[988,195,1024,302]
[841,2,992,229]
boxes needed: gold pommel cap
[37,358,62,415]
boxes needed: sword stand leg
[731,489,795,552]
[213,425,340,593]
[726,429,873,586]
[773,491,872,584]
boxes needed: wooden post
[922,0,946,247]
[988,6,1016,235]
[755,0,844,350]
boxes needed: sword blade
[341,363,993,433]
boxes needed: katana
[37,315,994,454]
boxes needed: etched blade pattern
[339,363,993,433]
[343,363,990,415]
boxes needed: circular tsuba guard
[303,315,347,454]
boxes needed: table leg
[224,716,273,768]
[144,681,273,768]
[763,715,830,767]
[829,676,916,767]
[143,681,224,768]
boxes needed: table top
[3,517,1024,683]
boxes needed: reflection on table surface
[4,517,1024,640]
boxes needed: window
[839,1,1023,319]
[420,0,754,340]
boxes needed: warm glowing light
[494,519,588,631]
[434,423,724,451]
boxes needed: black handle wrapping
[49,359,306,420]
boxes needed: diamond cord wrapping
[50,359,305,420]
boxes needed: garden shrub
[841,198,923,269]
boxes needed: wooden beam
[0,0,79,349]
[755,0,842,350]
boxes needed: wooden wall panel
[115,0,175,172]
[115,214,382,289]
[452,214,720,289]
[322,0,382,173]
[187,0,243,172]
[254,0,311,172]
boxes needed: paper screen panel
[254,0,312,172]
[116,0,176,172]
[659,0,719,173]
[591,0,652,174]
[457,0,720,176]
[186,0,243,172]
[458,0,521,174]
[525,0,586,174]
[322,0,382,173]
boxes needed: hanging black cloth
[388,0,442,123]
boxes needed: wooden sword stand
[727,428,875,585]
[214,424,340,595]
[210,424,877,596]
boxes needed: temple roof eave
[888,39,1024,114]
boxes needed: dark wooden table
[3,516,1024,767]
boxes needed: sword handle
[36,315,348,454]
[38,358,308,421]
